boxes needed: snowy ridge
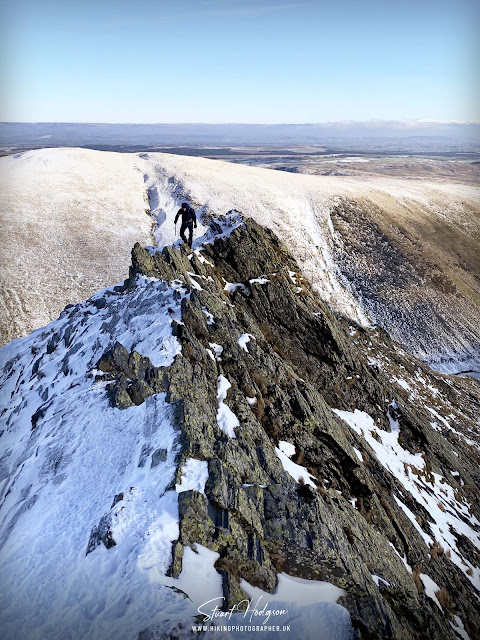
[137,152,480,377]
[0,216,354,639]
[2,148,480,379]
[0,216,251,638]
[0,275,199,638]
[141,159,209,248]
[1,151,480,638]
[138,152,369,325]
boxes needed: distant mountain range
[1,121,479,150]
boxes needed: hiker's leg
[180,223,187,243]
[187,224,193,247]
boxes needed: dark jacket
[175,205,197,226]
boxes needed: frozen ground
[1,148,479,376]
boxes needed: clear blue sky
[1,0,478,123]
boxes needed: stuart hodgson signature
[198,596,288,625]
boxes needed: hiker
[174,202,197,248]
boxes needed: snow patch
[176,458,209,494]
[202,307,215,325]
[352,447,364,462]
[238,333,255,353]
[217,375,240,438]
[419,573,442,610]
[371,575,391,587]
[209,342,223,361]
[450,615,471,640]
[249,276,270,285]
[333,408,480,587]
[161,545,223,609]
[275,442,316,488]
[224,281,250,295]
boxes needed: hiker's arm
[174,210,181,224]
[193,209,197,227]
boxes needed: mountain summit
[0,214,479,640]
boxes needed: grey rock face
[96,341,166,409]
[124,217,479,639]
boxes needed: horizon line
[1,119,479,127]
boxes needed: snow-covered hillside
[1,148,479,377]
[0,149,153,345]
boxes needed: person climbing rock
[174,202,197,248]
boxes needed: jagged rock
[178,490,215,549]
[9,214,477,639]
[97,341,166,409]
[85,514,116,555]
[128,217,480,639]
[151,448,168,467]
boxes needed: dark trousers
[180,222,194,247]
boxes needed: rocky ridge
[96,215,480,639]
[1,213,479,640]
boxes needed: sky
[1,0,478,123]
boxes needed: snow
[199,211,245,246]
[249,277,270,285]
[371,575,391,587]
[2,146,479,634]
[275,442,316,488]
[193,249,214,267]
[243,573,346,606]
[394,496,433,546]
[393,378,411,392]
[426,406,479,449]
[3,148,480,380]
[0,148,155,345]
[207,573,354,640]
[216,375,240,438]
[202,306,215,325]
[238,333,255,353]
[419,573,442,610]
[160,544,223,610]
[186,271,203,290]
[278,440,296,458]
[176,458,209,494]
[388,542,412,573]
[450,615,471,640]
[0,274,201,639]
[352,447,363,462]
[288,270,299,284]
[333,408,480,588]
[209,342,223,361]
[224,281,250,295]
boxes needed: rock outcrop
[98,216,480,639]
